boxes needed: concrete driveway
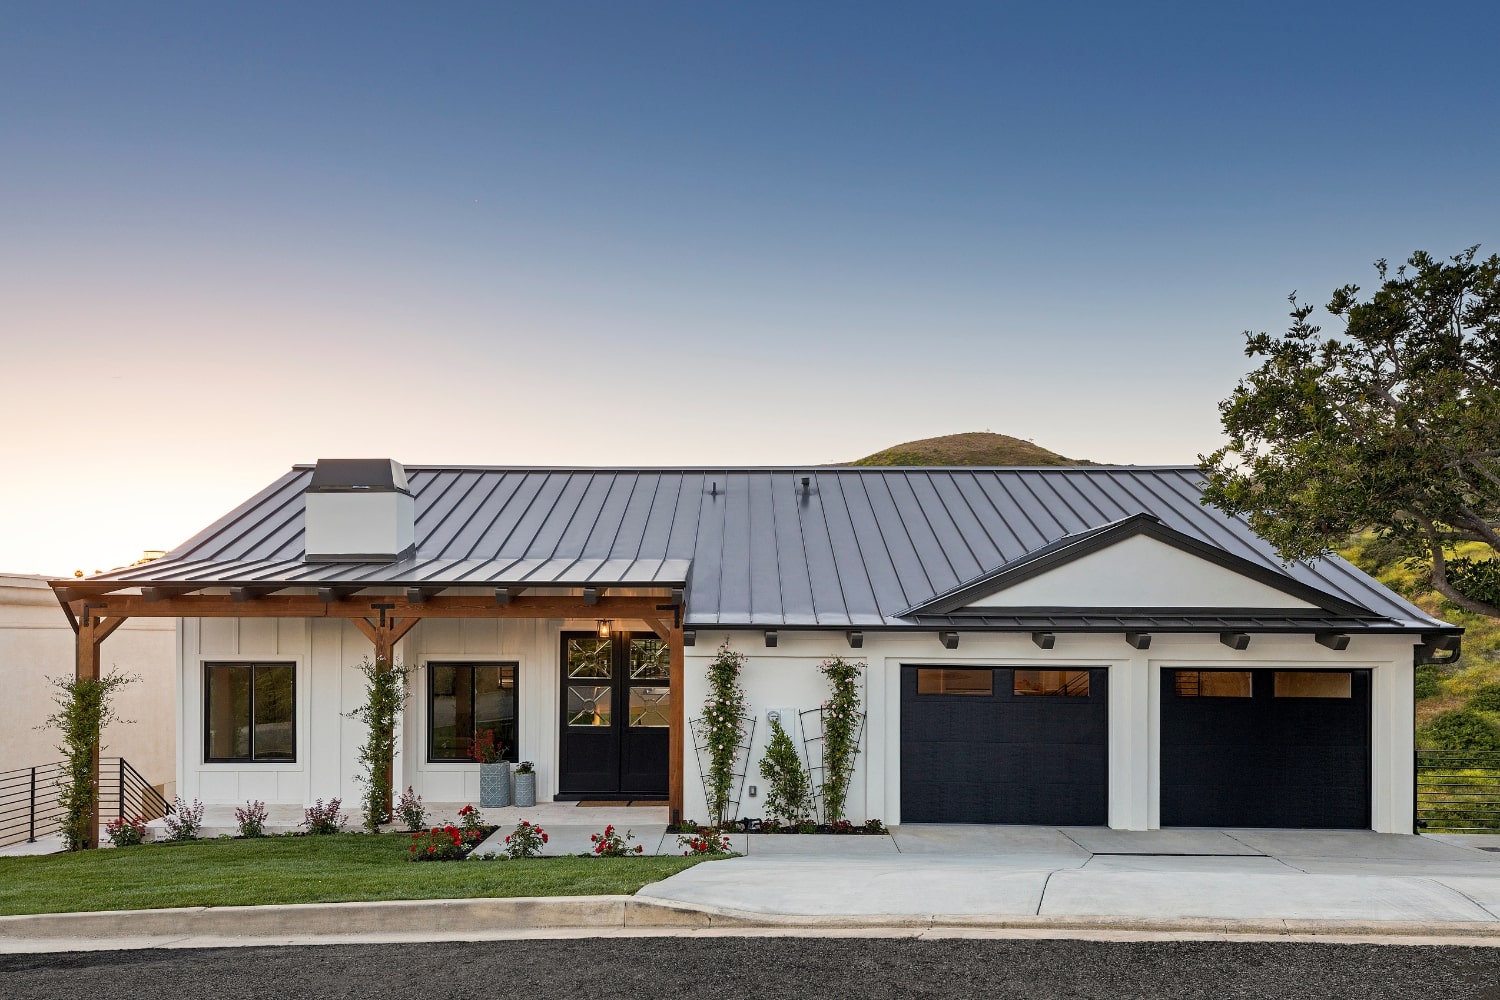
[638,826,1500,923]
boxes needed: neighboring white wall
[0,574,175,784]
[963,534,1319,609]
[684,629,1419,834]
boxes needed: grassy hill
[846,432,1089,467]
[1339,534,1500,751]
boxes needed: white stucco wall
[1,574,175,784]
[683,629,1419,834]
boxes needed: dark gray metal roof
[80,465,1451,633]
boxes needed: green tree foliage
[345,656,412,832]
[42,670,137,851]
[1201,248,1500,617]
[1424,709,1500,752]
[1413,665,1443,701]
[758,717,813,824]
[1468,683,1500,714]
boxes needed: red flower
[541,834,548,843]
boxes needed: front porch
[54,587,690,848]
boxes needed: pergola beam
[58,592,675,622]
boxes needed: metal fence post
[27,767,36,843]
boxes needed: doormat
[575,800,668,807]
[576,801,633,807]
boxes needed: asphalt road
[5,937,1500,999]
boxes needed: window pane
[1014,669,1090,697]
[916,668,993,696]
[567,638,612,678]
[1275,671,1352,698]
[1175,671,1252,697]
[253,665,295,760]
[630,638,671,679]
[206,665,251,760]
[430,664,470,760]
[474,665,517,758]
[630,686,671,727]
[567,685,611,727]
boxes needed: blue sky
[2,2,1497,573]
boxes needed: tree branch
[1418,515,1500,617]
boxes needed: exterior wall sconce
[597,619,612,638]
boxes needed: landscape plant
[162,797,204,842]
[589,824,644,857]
[41,669,137,851]
[395,786,427,832]
[457,803,485,837]
[817,656,864,823]
[235,800,268,838]
[677,829,734,856]
[105,815,147,847]
[470,729,507,763]
[758,716,813,824]
[700,642,749,827]
[514,760,535,774]
[408,825,471,862]
[503,820,548,859]
[345,656,413,832]
[302,798,345,835]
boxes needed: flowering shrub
[458,803,485,836]
[408,825,469,862]
[503,819,548,859]
[590,824,644,857]
[162,797,204,842]
[302,797,346,835]
[699,642,749,827]
[817,656,864,823]
[235,800,268,838]
[470,729,507,764]
[677,829,735,856]
[106,815,147,847]
[396,786,427,832]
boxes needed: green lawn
[0,835,708,916]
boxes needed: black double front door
[557,631,672,799]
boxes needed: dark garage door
[901,666,1108,825]
[1160,668,1371,829]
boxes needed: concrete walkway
[637,826,1500,923]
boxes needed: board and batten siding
[178,617,1419,832]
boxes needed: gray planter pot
[513,771,536,808]
[479,762,512,808]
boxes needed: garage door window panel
[1014,669,1090,697]
[1274,671,1353,698]
[916,668,993,696]
[1174,670,1252,698]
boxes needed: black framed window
[429,662,517,762]
[204,663,296,762]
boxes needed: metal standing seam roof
[80,465,1452,633]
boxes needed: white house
[51,460,1460,836]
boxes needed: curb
[5,896,1500,947]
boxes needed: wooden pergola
[53,586,687,849]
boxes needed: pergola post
[73,611,127,849]
[351,614,421,823]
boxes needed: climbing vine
[41,670,137,851]
[701,642,749,828]
[758,716,813,824]
[817,656,863,824]
[345,656,413,832]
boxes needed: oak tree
[1201,247,1500,617]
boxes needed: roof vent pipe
[303,459,415,563]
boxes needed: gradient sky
[3,1,1497,576]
